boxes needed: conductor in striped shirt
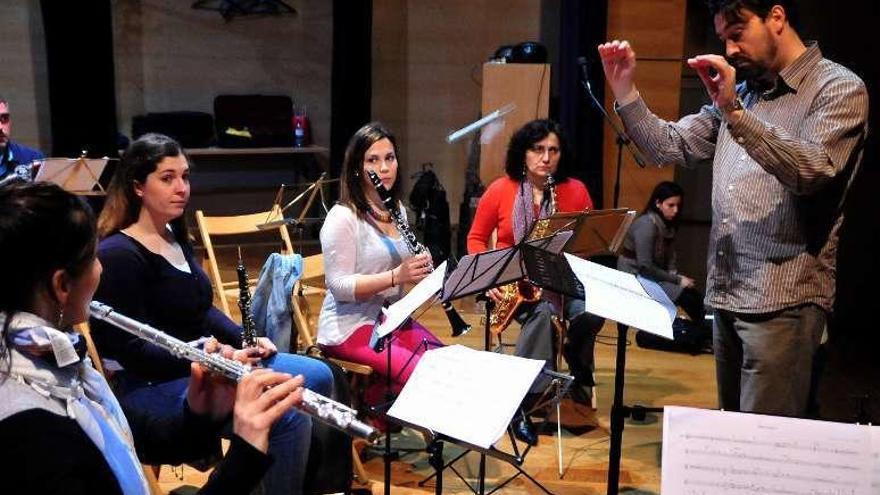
[598,0,868,417]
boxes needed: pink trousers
[320,320,443,405]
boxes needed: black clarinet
[367,170,471,337]
[236,247,259,348]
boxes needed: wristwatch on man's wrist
[719,95,744,114]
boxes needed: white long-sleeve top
[317,203,408,345]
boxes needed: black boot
[512,409,538,446]
[563,343,596,387]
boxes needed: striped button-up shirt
[617,43,868,313]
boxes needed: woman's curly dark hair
[504,119,573,183]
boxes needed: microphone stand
[578,59,648,208]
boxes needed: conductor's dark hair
[707,0,800,32]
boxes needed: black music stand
[605,321,665,495]
[368,317,443,495]
[537,207,672,495]
[521,208,637,477]
[564,257,675,495]
[412,230,583,495]
[603,272,674,495]
[256,172,338,232]
[441,230,581,304]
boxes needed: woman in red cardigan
[467,119,605,445]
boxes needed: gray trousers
[714,304,826,417]
[514,298,602,393]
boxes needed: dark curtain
[329,0,372,199]
[40,1,118,158]
[797,0,880,423]
[557,0,607,207]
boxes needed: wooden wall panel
[372,0,540,227]
[602,61,683,211]
[479,63,550,185]
[606,0,687,58]
[601,0,687,210]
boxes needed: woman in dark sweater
[617,181,705,324]
[0,183,305,494]
[90,134,333,495]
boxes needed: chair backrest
[195,205,294,317]
[74,322,106,377]
[75,322,167,494]
[291,253,326,350]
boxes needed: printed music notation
[564,254,676,339]
[388,344,543,449]
[871,427,880,492]
[375,261,446,341]
[662,406,878,495]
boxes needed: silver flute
[89,301,379,442]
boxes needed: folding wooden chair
[290,253,374,487]
[195,204,293,318]
[74,322,169,495]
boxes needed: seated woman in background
[617,181,707,334]
[90,133,334,495]
[317,122,443,422]
[0,182,305,494]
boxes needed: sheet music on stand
[441,230,574,302]
[35,156,110,195]
[565,254,675,339]
[387,344,544,449]
[663,406,879,495]
[533,208,636,259]
[371,261,447,346]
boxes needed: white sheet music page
[375,261,446,341]
[662,406,873,494]
[564,253,675,339]
[387,344,543,449]
[871,425,880,492]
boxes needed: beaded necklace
[366,204,392,223]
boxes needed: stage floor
[159,295,716,494]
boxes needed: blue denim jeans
[114,353,334,495]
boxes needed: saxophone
[236,247,258,348]
[488,175,557,335]
[366,169,471,337]
[89,301,380,442]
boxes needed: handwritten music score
[663,406,877,494]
